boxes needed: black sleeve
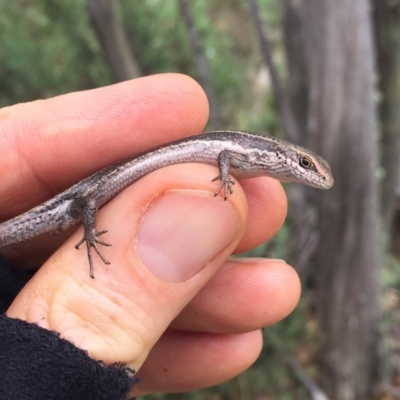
[0,254,32,314]
[0,258,138,400]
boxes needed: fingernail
[136,191,240,282]
[231,258,287,264]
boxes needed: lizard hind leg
[75,230,111,279]
[69,196,111,278]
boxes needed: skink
[0,130,334,278]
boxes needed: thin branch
[248,0,299,142]
[296,231,319,274]
[178,0,221,129]
[288,358,330,400]
[87,0,141,82]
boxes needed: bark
[302,1,381,399]
[373,0,400,234]
[178,0,220,129]
[283,0,382,397]
[86,0,141,82]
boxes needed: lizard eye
[299,156,314,169]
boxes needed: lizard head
[276,145,334,189]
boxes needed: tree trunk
[373,0,400,234]
[250,0,319,268]
[284,0,382,398]
[302,0,381,398]
[86,0,141,82]
[282,0,315,271]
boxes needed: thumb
[6,164,247,371]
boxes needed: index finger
[0,73,209,220]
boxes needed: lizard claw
[75,229,111,278]
[212,174,235,200]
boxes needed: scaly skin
[0,131,334,277]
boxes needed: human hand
[2,74,300,396]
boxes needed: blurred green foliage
[0,0,334,398]
[0,0,281,132]
[0,0,110,106]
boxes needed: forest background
[1,1,400,400]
